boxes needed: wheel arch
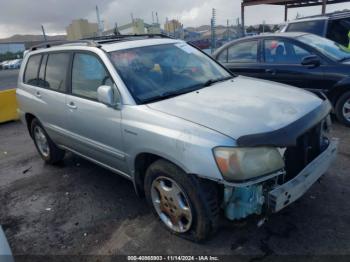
[328,82,350,106]
[133,152,206,197]
[24,113,37,138]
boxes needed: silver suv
[17,35,338,241]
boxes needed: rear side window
[24,55,41,85]
[286,20,326,36]
[226,41,258,63]
[45,53,70,91]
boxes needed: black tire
[144,159,220,242]
[335,91,350,127]
[30,118,65,164]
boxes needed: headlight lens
[213,147,284,181]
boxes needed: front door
[65,52,127,174]
[260,38,325,91]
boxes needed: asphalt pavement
[0,121,349,259]
[0,70,19,91]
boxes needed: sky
[0,0,350,38]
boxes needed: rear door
[64,51,128,174]
[22,52,70,144]
[260,38,325,90]
[216,40,265,78]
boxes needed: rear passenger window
[72,53,112,100]
[45,53,70,91]
[217,49,228,63]
[227,41,258,63]
[24,55,41,85]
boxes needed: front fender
[121,105,235,182]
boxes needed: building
[103,18,148,35]
[164,19,183,34]
[145,23,161,34]
[66,19,98,40]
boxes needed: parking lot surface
[0,70,19,91]
[0,121,349,258]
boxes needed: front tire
[144,159,220,242]
[31,119,65,164]
[335,91,350,127]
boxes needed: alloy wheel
[34,126,50,158]
[151,176,193,233]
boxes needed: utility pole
[96,5,103,36]
[211,8,216,54]
[41,25,47,41]
[322,0,327,15]
[263,20,265,33]
[227,19,230,41]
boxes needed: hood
[147,76,323,140]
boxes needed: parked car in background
[213,32,350,126]
[8,59,22,69]
[281,11,350,47]
[17,35,337,241]
[1,60,11,70]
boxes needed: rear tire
[144,159,220,242]
[31,119,65,164]
[335,91,350,127]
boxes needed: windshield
[109,43,231,104]
[297,34,350,61]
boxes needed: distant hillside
[0,34,66,43]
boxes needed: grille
[284,118,330,180]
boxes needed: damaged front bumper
[268,138,338,212]
[223,138,338,220]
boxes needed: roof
[237,32,308,40]
[296,10,350,20]
[242,0,349,8]
[101,38,181,52]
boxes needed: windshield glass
[109,43,231,104]
[298,34,350,61]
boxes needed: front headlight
[213,147,285,182]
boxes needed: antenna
[41,25,47,41]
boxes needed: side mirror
[97,85,120,108]
[301,55,321,68]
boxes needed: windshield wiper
[141,85,202,104]
[202,76,233,87]
[141,76,233,104]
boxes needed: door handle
[265,69,277,75]
[67,101,77,109]
[35,91,41,98]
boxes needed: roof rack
[84,33,173,44]
[30,40,101,51]
[29,34,173,51]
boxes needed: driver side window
[264,39,311,64]
[72,53,112,100]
